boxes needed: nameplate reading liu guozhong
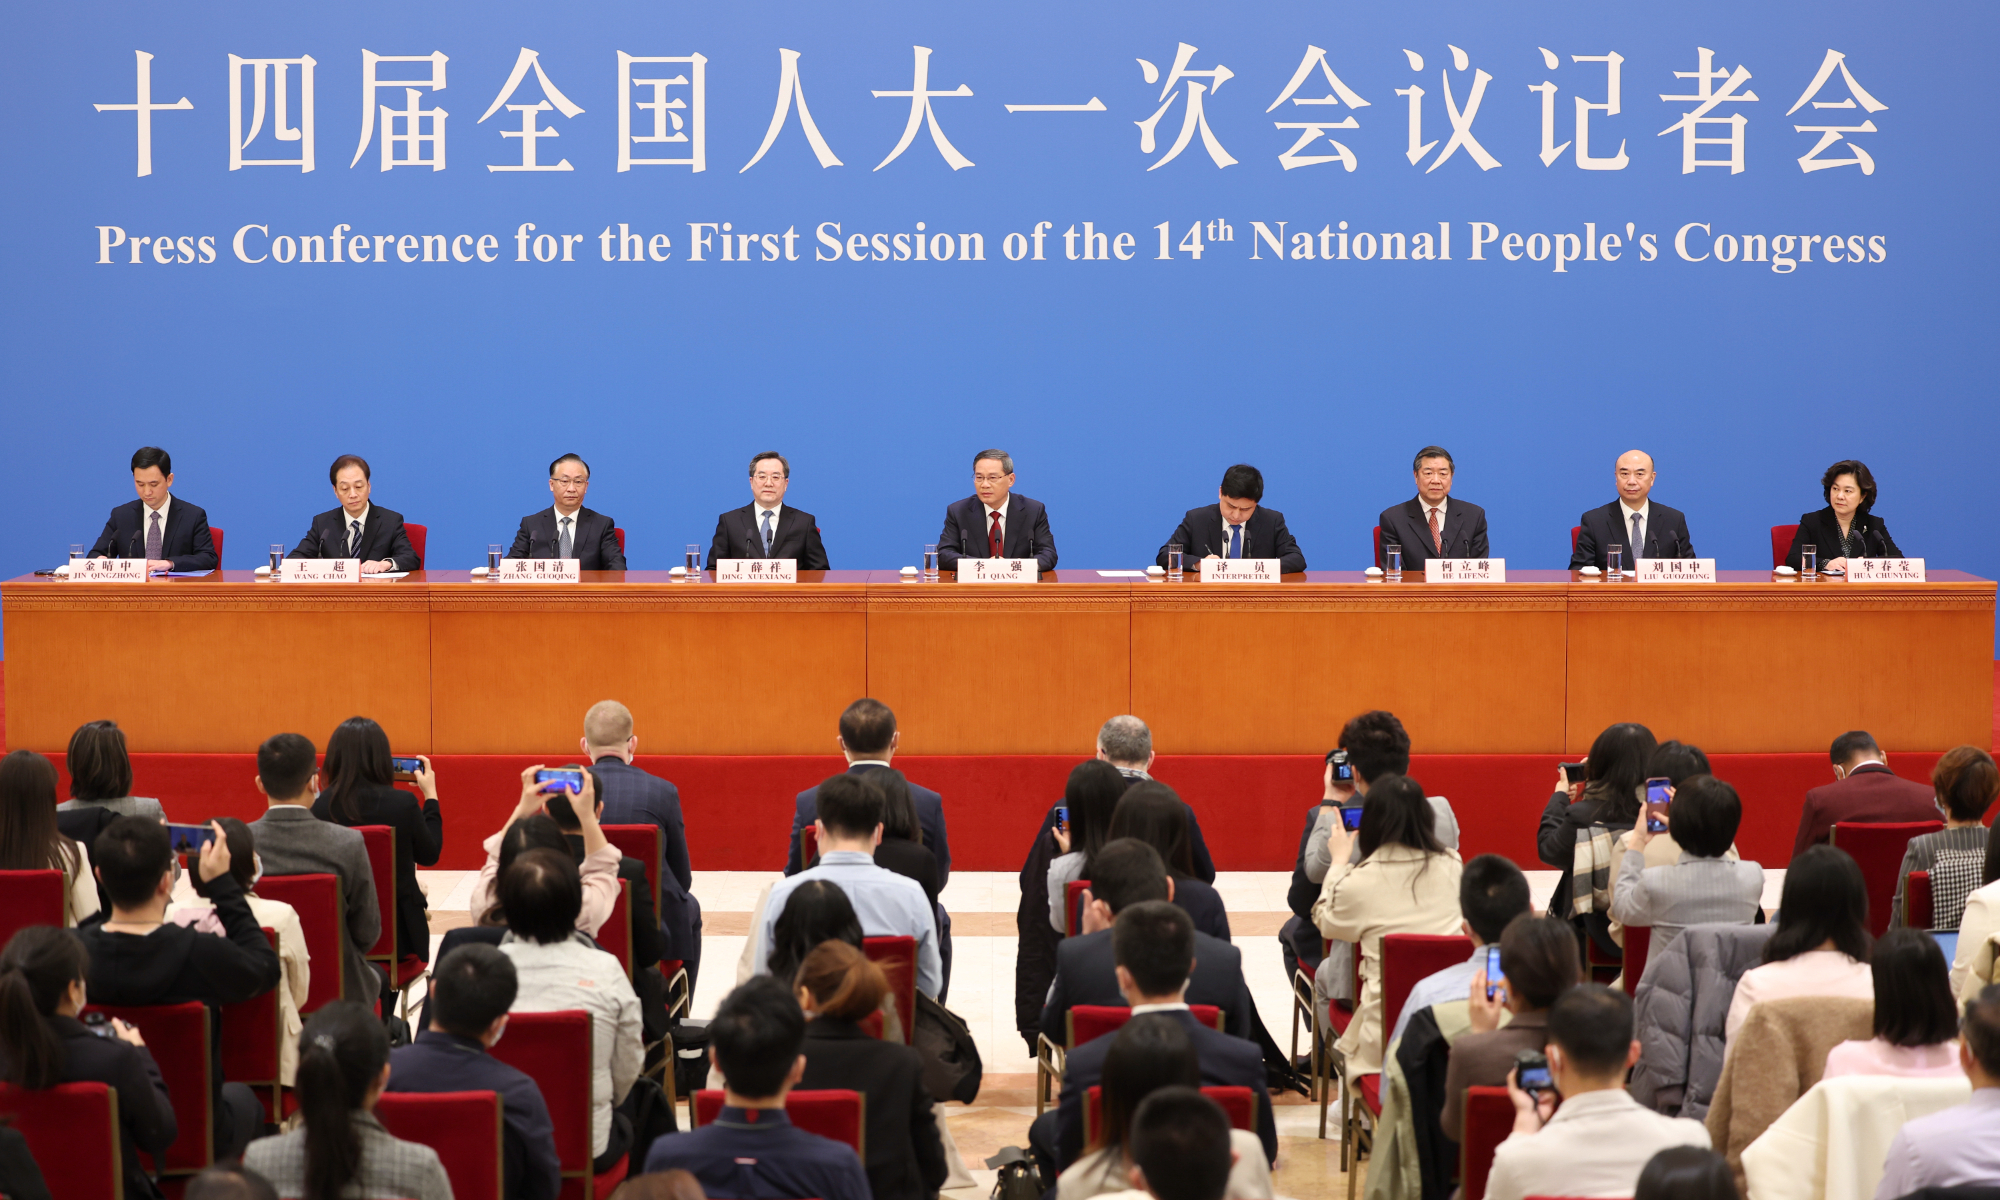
[1633,558,1718,583]
[496,558,581,583]
[1199,558,1281,583]
[956,559,1039,583]
[69,558,148,582]
[714,558,798,583]
[1425,558,1507,583]
[277,558,360,583]
[1846,558,1927,582]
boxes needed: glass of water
[685,544,701,579]
[1166,543,1184,582]
[1607,544,1624,580]
[68,544,84,573]
[923,544,939,581]
[1800,544,1817,578]
[268,544,284,576]
[1385,542,1402,581]
[488,544,503,575]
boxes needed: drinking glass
[1385,543,1402,581]
[1801,544,1817,578]
[1167,543,1184,582]
[685,545,701,579]
[488,544,503,575]
[268,544,284,576]
[923,544,939,581]
[68,544,84,573]
[1607,544,1624,580]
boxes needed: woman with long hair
[1725,845,1874,1041]
[1047,760,1129,934]
[59,719,165,821]
[243,1002,449,1200]
[312,717,442,968]
[470,767,620,934]
[0,750,99,926]
[865,769,942,912]
[767,880,867,984]
[1823,928,1961,1078]
[1110,782,1231,939]
[1537,722,1658,956]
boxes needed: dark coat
[706,504,831,570]
[1156,504,1307,572]
[937,493,1057,571]
[1377,497,1490,569]
[798,1017,947,1200]
[89,498,218,571]
[288,505,421,571]
[1041,928,1251,1042]
[1569,500,1694,569]
[314,783,443,964]
[1793,762,1939,859]
[1783,506,1902,570]
[792,766,950,886]
[1052,1007,1275,1168]
[509,506,625,570]
[389,1030,562,1200]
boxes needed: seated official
[509,453,626,569]
[1440,915,1582,1138]
[1893,745,1996,930]
[250,732,383,1005]
[1376,445,1489,570]
[1610,775,1764,952]
[1874,984,2000,1194]
[287,453,421,572]
[1110,1089,1241,1200]
[937,447,1058,571]
[707,451,831,570]
[1823,928,1962,1080]
[88,445,217,572]
[789,699,950,886]
[1784,458,1902,573]
[1391,854,1533,1047]
[0,751,100,926]
[1794,729,1940,858]
[1154,463,1305,572]
[1111,783,1230,940]
[1725,846,1874,1042]
[1569,449,1694,569]
[313,717,443,975]
[642,976,872,1200]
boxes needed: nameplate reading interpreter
[1633,558,1717,584]
[1198,558,1281,583]
[1845,558,1927,583]
[70,558,148,582]
[714,558,799,583]
[1425,558,1507,583]
[278,559,361,583]
[956,559,1039,583]
[496,558,581,583]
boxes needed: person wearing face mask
[1783,459,1901,574]
[509,452,627,569]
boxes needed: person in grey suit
[1609,775,1763,953]
[706,451,831,570]
[1377,445,1489,570]
[248,732,383,1005]
[507,453,626,569]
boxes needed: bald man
[1569,450,1695,570]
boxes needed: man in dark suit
[788,698,949,884]
[88,446,218,572]
[1793,729,1941,858]
[582,700,691,892]
[706,451,831,570]
[507,453,626,569]
[1036,899,1276,1173]
[1377,445,1489,570]
[937,448,1057,571]
[287,454,421,572]
[1569,449,1694,570]
[1157,463,1306,572]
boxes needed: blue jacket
[790,764,950,886]
[388,1030,561,1200]
[644,1106,870,1200]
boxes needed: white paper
[363,572,410,580]
[715,558,798,583]
[1424,558,1507,583]
[1633,558,1718,583]
[496,558,581,583]
[1198,558,1281,583]
[69,558,147,582]
[1096,570,1149,577]
[1845,557,1926,583]
[956,558,1039,583]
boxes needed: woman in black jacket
[1109,783,1230,940]
[312,717,443,971]
[1784,459,1902,573]
[0,926,175,1200]
[1537,722,1657,958]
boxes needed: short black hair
[814,773,882,839]
[1112,901,1193,996]
[1339,711,1411,784]
[187,817,256,896]
[65,720,133,802]
[1547,983,1633,1076]
[1460,855,1533,944]
[1966,985,2000,1078]
[548,453,590,478]
[497,848,581,944]
[93,815,173,909]
[257,733,318,801]
[328,454,370,484]
[1646,740,1710,788]
[1218,464,1263,502]
[131,447,172,476]
[1412,446,1454,472]
[1869,928,1958,1049]
[183,1165,279,1200]
[838,698,896,756]
[1498,915,1582,1010]
[1821,459,1878,515]
[1634,1147,1735,1200]
[1830,730,1880,766]
[1766,845,1871,965]
[710,976,806,1099]
[1089,838,1170,914]
[1667,775,1741,859]
[431,943,519,1037]
[1129,1088,1233,1200]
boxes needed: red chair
[404,522,428,566]
[1459,1085,1520,1200]
[596,877,636,981]
[1035,1003,1224,1116]
[359,825,428,1016]
[255,873,345,1016]
[1570,525,1582,556]
[1373,525,1382,569]
[863,936,917,1045]
[0,870,65,950]
[613,528,626,557]
[490,1010,629,1199]
[220,927,283,1117]
[1620,925,1652,998]
[1084,1084,1256,1144]
[1345,934,1474,1188]
[1771,524,1799,569]
[692,1089,866,1156]
[800,823,820,865]
[1906,870,1934,930]
[1064,878,1091,937]
[0,1081,121,1200]
[377,1090,505,1200]
[602,825,662,901]
[85,1000,211,1176]
[209,526,225,566]
[1833,821,1943,936]
[1291,940,1356,1137]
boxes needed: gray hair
[749,451,790,478]
[1097,715,1153,766]
[973,448,1014,475]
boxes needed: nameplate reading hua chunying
[277,559,360,583]
[1846,558,1927,582]
[1425,558,1507,583]
[1199,558,1281,583]
[956,559,1039,583]
[715,558,799,583]
[496,558,581,583]
[70,558,148,582]
[1633,558,1718,583]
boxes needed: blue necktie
[348,519,362,557]
[761,510,775,556]
[1228,523,1243,558]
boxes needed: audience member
[1633,1146,1737,1200]
[1793,730,1938,858]
[1893,745,1998,930]
[1302,712,1463,884]
[610,1170,707,1200]
[1056,1015,1272,1200]
[865,767,942,912]
[1112,783,1231,939]
[0,1127,47,1200]
[388,943,561,1200]
[794,939,946,1200]
[1822,928,1961,1079]
[1873,984,2000,1196]
[1538,722,1656,958]
[1099,1087,1238,1200]
[1610,775,1764,951]
[1390,854,1533,1047]
[311,716,443,977]
[0,750,99,926]
[790,699,950,884]
[1093,716,1216,879]
[768,880,864,978]
[1485,985,1710,1200]
[1440,914,1582,1137]
[0,927,174,1200]
[249,732,383,1004]
[472,767,624,935]
[1621,742,1733,871]
[642,976,871,1200]
[1725,846,1874,1041]
[1312,774,1464,1074]
[1954,833,2000,1001]
[78,815,278,1160]
[583,700,693,890]
[59,719,166,821]
[1048,760,1127,933]
[182,1164,280,1200]
[243,1001,451,1200]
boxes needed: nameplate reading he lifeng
[1425,558,1507,583]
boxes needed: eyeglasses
[751,473,787,483]
[551,476,589,486]
[973,474,1009,484]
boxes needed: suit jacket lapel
[1200,506,1225,558]
[1440,507,1468,557]
[1004,495,1027,559]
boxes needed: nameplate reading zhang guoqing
[278,559,360,583]
[1633,558,1718,583]
[70,558,148,582]
[1425,558,1507,583]
[715,559,798,583]
[496,558,581,583]
[1198,558,1281,583]
[1845,558,1926,583]
[956,559,1039,583]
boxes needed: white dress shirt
[550,505,582,557]
[753,503,784,553]
[141,494,171,558]
[1618,499,1650,558]
[1422,497,1448,552]
[982,502,1007,554]
[341,504,372,557]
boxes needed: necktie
[1631,511,1644,558]
[1228,523,1243,559]
[988,511,1003,558]
[146,510,163,561]
[348,519,362,558]
[559,516,573,559]
[1428,507,1442,556]
[761,509,775,556]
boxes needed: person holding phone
[312,717,443,989]
[1439,915,1582,1139]
[1537,722,1656,960]
[1609,775,1764,954]
[468,765,621,937]
[1047,762,1126,934]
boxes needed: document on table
[1096,570,1149,577]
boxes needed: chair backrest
[1084,1084,1256,1144]
[1833,821,1944,936]
[692,1089,867,1156]
[0,1081,120,1200]
[404,522,428,564]
[1458,1085,1518,1200]
[1771,524,1799,569]
[490,1010,595,1185]
[1065,878,1091,937]
[613,527,626,555]
[209,526,225,565]
[254,873,346,1016]
[597,877,636,980]
[1381,934,1474,1044]
[358,824,399,960]
[1906,870,1934,931]
[800,823,820,866]
[0,870,65,949]
[86,1000,212,1174]
[863,936,917,1044]
[1620,925,1652,998]
[1068,1004,1224,1049]
[1373,525,1383,570]
[220,927,282,1115]
[377,1090,505,1200]
[602,825,661,901]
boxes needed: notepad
[163,570,213,577]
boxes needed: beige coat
[1313,843,1463,1075]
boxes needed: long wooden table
[5,569,1990,755]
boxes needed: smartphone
[82,1012,116,1040]
[1326,748,1353,784]
[391,756,425,777]
[1644,776,1673,833]
[1340,804,1365,832]
[1560,762,1589,788]
[1485,944,1507,1001]
[535,768,585,794]
[166,823,214,854]
[1054,806,1069,833]
[1514,1048,1552,1094]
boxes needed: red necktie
[989,511,1003,557]
[1428,507,1443,556]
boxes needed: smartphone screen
[1054,806,1069,833]
[1328,749,1353,783]
[1644,776,1673,833]
[1517,1058,1552,1092]
[391,757,424,775]
[1340,804,1364,832]
[167,823,214,854]
[535,768,584,794]
[1560,762,1588,788]
[1485,944,1507,1001]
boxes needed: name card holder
[70,558,148,582]
[1425,558,1507,583]
[1633,558,1718,583]
[277,559,360,583]
[496,558,581,583]
[715,558,799,583]
[1198,558,1281,583]
[1845,558,1926,582]
[957,559,1039,583]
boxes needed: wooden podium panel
[863,571,1129,754]
[1131,572,1570,753]
[1565,570,1995,753]
[0,572,431,753]
[427,571,868,754]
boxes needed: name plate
[957,558,1039,583]
[715,558,798,583]
[1198,558,1281,583]
[277,558,360,583]
[71,557,148,582]
[1633,558,1717,583]
[496,558,581,583]
[1845,557,1926,582]
[1425,558,1507,583]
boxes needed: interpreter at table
[509,452,626,569]
[1155,463,1306,572]
[287,454,421,574]
[88,445,218,572]
[1569,449,1695,570]
[1783,459,1902,574]
[706,450,830,570]
[1376,444,1488,570]
[937,447,1058,571]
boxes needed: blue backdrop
[4,2,1993,638]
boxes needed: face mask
[251,853,264,889]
